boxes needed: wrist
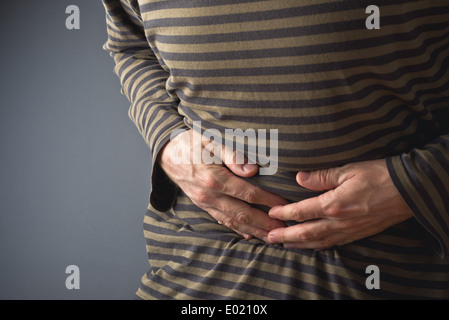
[157,129,192,167]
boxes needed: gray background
[0,1,152,299]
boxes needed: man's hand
[158,129,288,241]
[267,159,414,250]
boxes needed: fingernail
[268,206,280,217]
[298,171,311,182]
[243,163,257,172]
[267,233,278,243]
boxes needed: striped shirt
[102,0,449,299]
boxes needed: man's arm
[102,0,187,211]
[267,131,449,257]
[158,129,288,240]
[387,132,449,257]
[102,0,287,239]
[267,159,414,250]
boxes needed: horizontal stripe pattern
[101,0,449,299]
[138,193,449,299]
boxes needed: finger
[221,174,289,208]
[228,162,259,178]
[201,138,224,165]
[268,194,327,222]
[201,135,260,177]
[209,208,254,240]
[296,167,342,191]
[267,219,333,244]
[208,195,286,240]
[221,144,259,178]
[270,219,376,250]
[282,232,360,250]
[216,195,287,230]
[217,219,253,240]
[208,207,269,241]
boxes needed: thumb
[227,162,259,177]
[222,147,259,178]
[296,167,342,191]
[200,133,259,177]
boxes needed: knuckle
[319,190,339,217]
[323,202,343,218]
[202,176,220,190]
[289,206,302,221]
[319,240,333,249]
[317,170,329,183]
[296,229,312,242]
[314,168,333,186]
[264,219,281,231]
[234,211,250,225]
[192,190,212,204]
[223,218,237,230]
[252,229,268,240]
[242,189,258,203]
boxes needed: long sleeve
[102,0,187,211]
[102,1,449,300]
[387,110,449,258]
